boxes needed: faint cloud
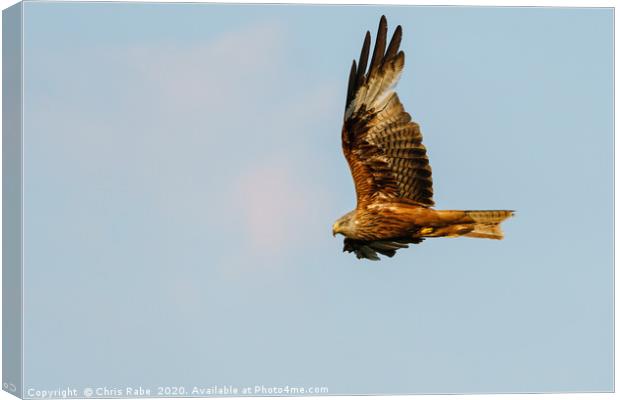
[232,160,312,256]
[28,17,341,271]
[127,22,286,112]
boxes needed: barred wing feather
[342,16,434,208]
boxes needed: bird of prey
[332,16,514,260]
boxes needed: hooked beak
[332,224,337,237]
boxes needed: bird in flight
[332,15,514,260]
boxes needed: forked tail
[463,210,514,239]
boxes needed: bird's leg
[419,224,474,238]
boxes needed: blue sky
[20,3,612,394]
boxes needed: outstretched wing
[343,237,423,261]
[342,16,434,209]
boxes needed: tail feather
[464,210,514,240]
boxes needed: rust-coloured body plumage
[333,16,514,260]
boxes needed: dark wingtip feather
[344,16,405,113]
[355,31,371,89]
[385,25,402,61]
[368,15,388,74]
[346,60,357,110]
[375,248,396,258]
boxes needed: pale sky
[19,3,613,395]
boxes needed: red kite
[332,16,513,260]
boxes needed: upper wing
[342,16,434,208]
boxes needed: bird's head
[332,210,356,237]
